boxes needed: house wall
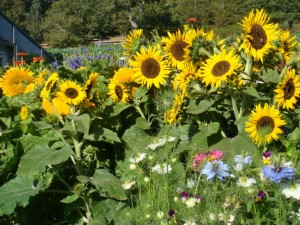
[0,12,53,68]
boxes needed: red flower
[32,57,45,63]
[17,51,27,56]
[187,17,197,23]
[15,60,27,66]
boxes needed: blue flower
[201,160,230,181]
[234,155,252,164]
[262,165,295,183]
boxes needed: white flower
[233,163,244,172]
[122,181,136,190]
[129,163,137,170]
[151,163,172,175]
[146,138,166,150]
[183,219,197,225]
[237,177,256,187]
[281,183,300,200]
[218,213,235,225]
[146,136,176,150]
[156,211,164,219]
[186,178,195,188]
[129,153,147,163]
[185,197,196,208]
[144,177,150,183]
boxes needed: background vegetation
[0,0,299,47]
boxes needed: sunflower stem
[134,104,146,120]
[241,55,252,83]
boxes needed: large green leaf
[84,127,120,143]
[17,144,73,176]
[90,169,127,200]
[186,99,214,114]
[74,113,91,135]
[0,176,42,215]
[111,102,132,117]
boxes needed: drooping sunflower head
[0,67,35,97]
[184,28,217,67]
[84,72,99,99]
[173,63,199,94]
[164,29,189,69]
[113,67,134,83]
[56,80,86,106]
[239,9,279,62]
[123,29,145,56]
[130,46,171,89]
[274,69,300,110]
[108,78,130,103]
[36,69,51,86]
[40,72,59,99]
[42,97,71,116]
[164,94,184,125]
[199,49,243,88]
[245,104,286,145]
[277,30,297,63]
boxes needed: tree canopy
[0,0,299,47]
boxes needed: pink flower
[210,150,224,160]
[192,153,207,166]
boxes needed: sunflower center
[115,85,123,99]
[248,24,267,50]
[257,116,275,137]
[141,58,161,78]
[65,88,79,99]
[283,79,295,100]
[46,80,55,90]
[85,83,93,98]
[171,40,188,61]
[211,61,230,77]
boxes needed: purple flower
[168,209,175,217]
[262,165,295,183]
[263,152,272,158]
[255,190,266,203]
[201,160,230,181]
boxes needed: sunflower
[277,30,297,63]
[84,72,99,99]
[108,78,130,103]
[164,94,184,124]
[40,72,59,98]
[199,49,242,88]
[123,29,144,56]
[173,63,199,94]
[56,80,86,105]
[239,9,279,62]
[42,98,71,115]
[20,106,29,121]
[130,46,171,89]
[0,67,35,97]
[274,69,300,110]
[113,68,134,83]
[245,104,286,145]
[164,29,189,69]
[36,70,51,86]
[184,28,214,65]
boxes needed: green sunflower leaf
[90,169,127,200]
[0,176,42,215]
[111,102,132,117]
[186,99,214,114]
[17,144,73,176]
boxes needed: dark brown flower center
[248,24,267,50]
[211,61,230,77]
[65,88,79,99]
[171,40,188,61]
[257,116,275,136]
[46,80,55,90]
[85,83,93,98]
[283,79,295,100]
[141,58,161,78]
[283,42,289,52]
[115,85,123,99]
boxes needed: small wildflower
[201,160,230,181]
[129,153,147,163]
[129,163,137,170]
[218,213,235,224]
[122,181,136,190]
[185,197,196,208]
[281,183,300,200]
[262,151,272,165]
[168,209,175,217]
[157,211,164,219]
[181,191,189,202]
[237,177,257,187]
[144,177,150,183]
[255,190,266,203]
[151,163,172,174]
[186,178,195,188]
[183,219,197,225]
[262,165,295,183]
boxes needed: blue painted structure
[0,10,52,68]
